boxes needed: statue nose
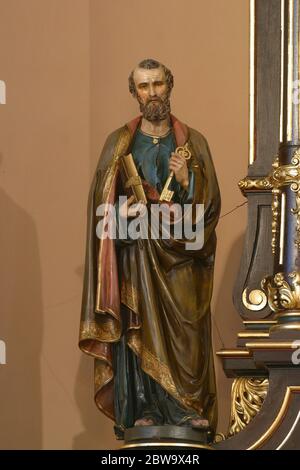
[149,85,156,97]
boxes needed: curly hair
[128,59,174,97]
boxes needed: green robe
[79,114,221,436]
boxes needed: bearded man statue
[79,59,221,440]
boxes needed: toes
[134,418,154,426]
[191,418,209,427]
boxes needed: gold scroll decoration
[238,157,280,254]
[239,151,300,252]
[228,377,269,437]
[262,271,300,312]
[242,288,268,311]
[238,177,273,193]
[269,152,300,252]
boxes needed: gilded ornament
[262,271,300,312]
[228,378,269,437]
[242,288,268,311]
[238,177,273,194]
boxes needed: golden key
[159,144,192,202]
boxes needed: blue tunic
[131,128,194,203]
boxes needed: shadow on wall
[213,233,245,435]
[73,263,117,449]
[0,166,43,448]
[73,354,117,450]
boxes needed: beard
[138,95,171,122]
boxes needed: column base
[271,311,300,333]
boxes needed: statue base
[120,425,214,450]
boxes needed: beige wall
[0,0,90,449]
[0,0,248,449]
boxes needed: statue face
[133,67,171,121]
[133,66,168,104]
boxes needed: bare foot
[189,418,209,428]
[134,418,154,426]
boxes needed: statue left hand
[169,152,189,190]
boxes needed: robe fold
[79,114,221,431]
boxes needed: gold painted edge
[247,386,300,449]
[280,0,285,142]
[120,442,214,450]
[238,332,270,338]
[245,341,298,349]
[216,350,252,357]
[249,0,255,164]
[287,0,294,141]
[279,192,286,264]
[271,323,300,332]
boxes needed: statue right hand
[119,195,147,219]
